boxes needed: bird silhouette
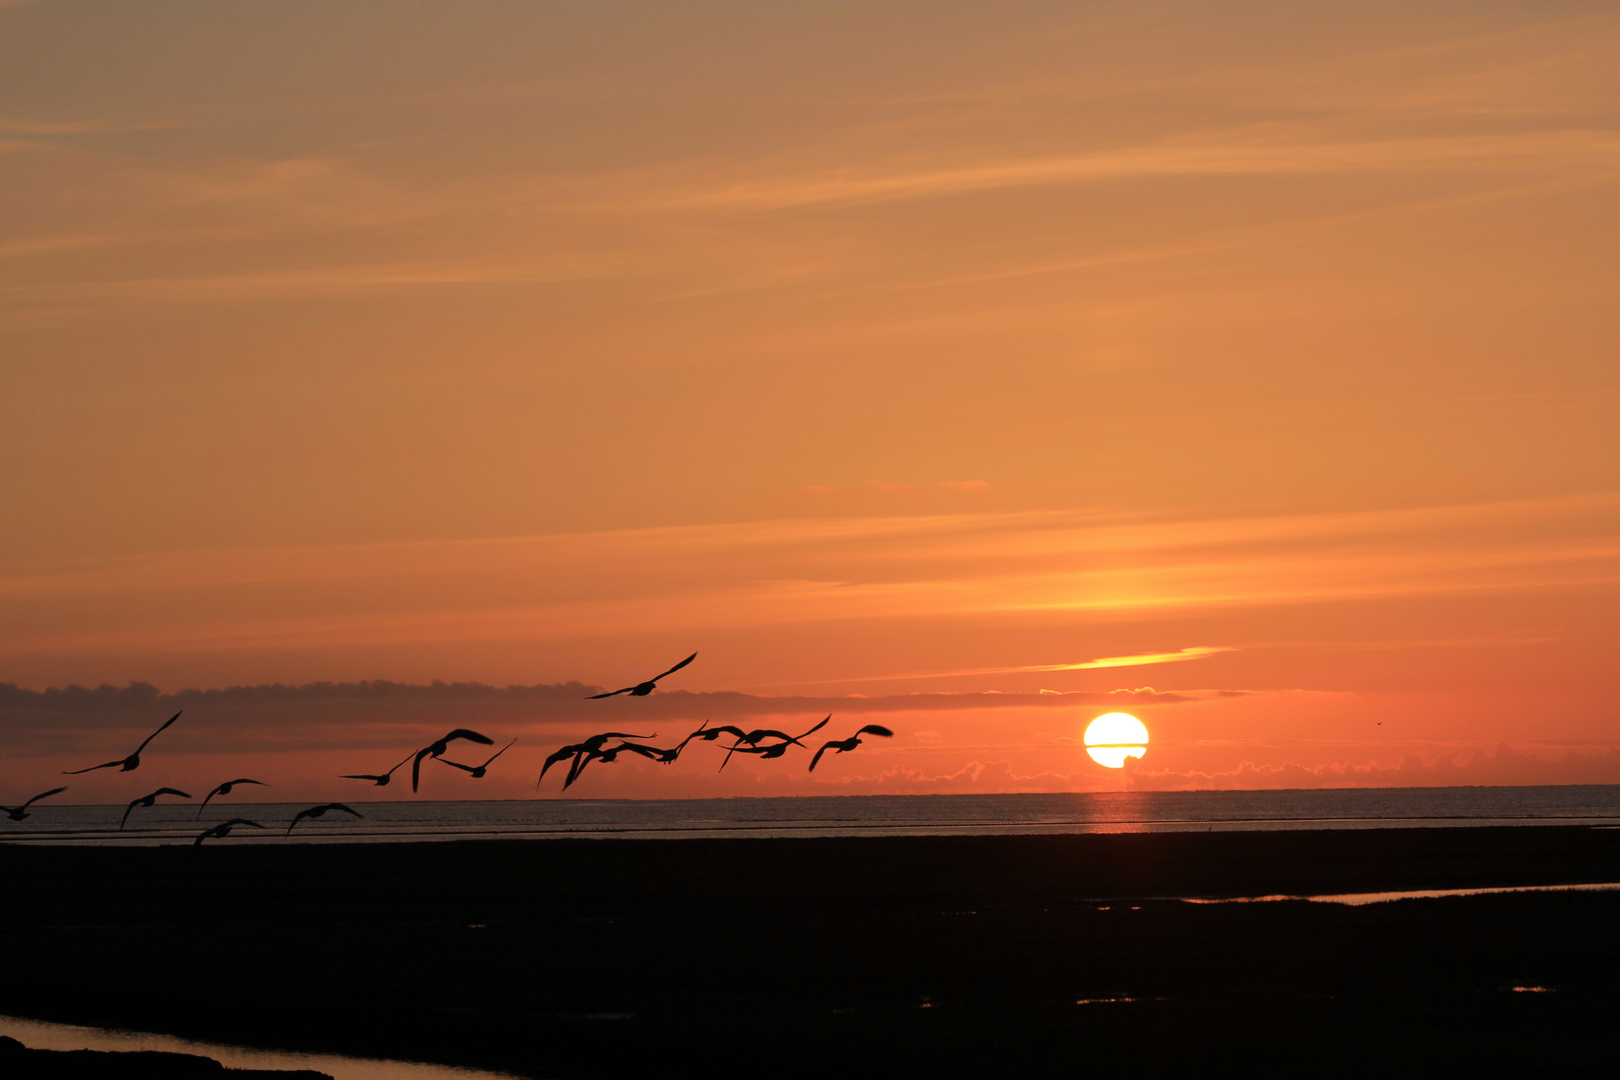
[339,750,417,787]
[586,652,697,698]
[613,727,709,765]
[62,712,181,775]
[538,732,655,788]
[197,778,267,817]
[437,737,518,779]
[2,787,66,822]
[121,788,191,831]
[194,818,264,845]
[411,729,495,792]
[720,716,830,771]
[809,725,895,772]
[286,803,362,836]
[686,723,748,744]
[563,742,636,789]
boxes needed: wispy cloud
[772,647,1235,687]
[650,129,1620,212]
[2,494,1616,663]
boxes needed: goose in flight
[586,652,697,698]
[339,750,417,787]
[613,731,709,765]
[437,737,518,779]
[686,723,747,744]
[809,725,895,772]
[562,741,642,789]
[412,729,495,792]
[286,803,362,836]
[120,787,191,831]
[720,716,830,771]
[538,732,655,788]
[198,778,267,817]
[2,786,66,822]
[194,818,264,845]
[62,712,182,775]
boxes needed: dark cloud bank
[0,679,1192,753]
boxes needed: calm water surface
[3,785,1619,845]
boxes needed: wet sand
[2,826,1618,1077]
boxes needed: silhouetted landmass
[1,828,1618,1078]
[0,1036,330,1079]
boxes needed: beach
[2,826,1618,1077]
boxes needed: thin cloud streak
[651,130,1620,212]
[1,494,1617,660]
[764,646,1236,687]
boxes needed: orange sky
[2,2,1618,801]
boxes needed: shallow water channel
[0,1014,523,1080]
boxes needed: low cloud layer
[0,678,1195,754]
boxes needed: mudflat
[2,827,1618,1078]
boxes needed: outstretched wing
[856,725,895,738]
[62,760,122,775]
[563,749,595,789]
[339,773,385,782]
[539,745,580,782]
[614,742,664,760]
[411,747,432,792]
[154,788,192,799]
[710,725,748,741]
[134,712,183,755]
[442,728,494,746]
[228,778,266,787]
[324,803,361,818]
[809,742,838,772]
[435,758,477,773]
[120,802,138,830]
[586,686,634,699]
[794,716,832,743]
[649,652,698,683]
[23,787,66,809]
[481,737,518,767]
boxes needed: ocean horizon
[7,784,1620,846]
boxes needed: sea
[4,784,1620,845]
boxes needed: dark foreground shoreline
[3,827,1619,1078]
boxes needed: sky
[2,1,1618,803]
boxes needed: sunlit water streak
[3,786,1619,846]
[1181,881,1620,906]
[0,1015,521,1080]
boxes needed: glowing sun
[1084,712,1149,768]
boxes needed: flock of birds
[0,653,895,843]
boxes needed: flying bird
[286,803,362,836]
[586,652,697,698]
[686,723,748,744]
[809,725,895,772]
[339,750,417,787]
[121,788,191,831]
[194,818,264,845]
[2,787,66,822]
[720,716,831,771]
[411,729,496,792]
[62,712,182,775]
[198,778,267,817]
[437,737,518,779]
[537,732,655,788]
[613,733,705,765]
